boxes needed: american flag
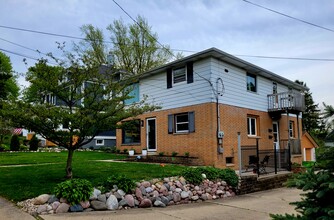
[12,128,22,135]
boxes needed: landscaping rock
[173,193,181,202]
[140,185,147,196]
[97,194,107,203]
[106,195,118,210]
[37,204,47,214]
[113,192,123,201]
[135,188,143,198]
[181,191,189,199]
[91,200,108,211]
[59,197,67,203]
[69,204,83,212]
[191,196,199,201]
[139,198,152,208]
[117,189,126,197]
[160,196,169,205]
[154,200,166,207]
[47,195,58,204]
[124,194,135,207]
[51,201,60,211]
[56,203,70,213]
[145,187,153,193]
[118,199,129,207]
[83,208,94,212]
[175,188,182,193]
[90,188,101,200]
[80,201,90,209]
[33,194,51,205]
[141,181,151,188]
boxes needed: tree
[10,135,20,151]
[270,146,334,219]
[322,102,334,131]
[0,51,19,100]
[29,134,39,151]
[2,45,158,178]
[295,80,320,132]
[77,15,177,76]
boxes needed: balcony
[268,91,305,114]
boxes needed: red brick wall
[116,103,303,169]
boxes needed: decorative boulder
[56,203,70,213]
[106,195,118,210]
[69,204,83,212]
[89,188,101,200]
[91,200,107,211]
[124,195,135,207]
[139,198,152,208]
[33,194,51,205]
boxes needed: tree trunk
[66,148,74,179]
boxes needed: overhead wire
[242,0,334,33]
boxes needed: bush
[184,152,190,157]
[181,167,239,187]
[123,149,128,154]
[29,135,39,151]
[158,152,164,156]
[171,151,178,157]
[19,144,29,151]
[10,135,20,151]
[103,174,136,194]
[180,167,204,185]
[54,179,93,205]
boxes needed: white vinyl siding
[140,58,213,110]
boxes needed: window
[247,73,257,92]
[247,116,257,136]
[124,83,139,105]
[226,157,234,164]
[289,121,295,138]
[122,120,141,144]
[96,139,104,145]
[173,67,186,84]
[168,112,195,134]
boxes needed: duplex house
[116,48,307,171]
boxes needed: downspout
[287,110,291,171]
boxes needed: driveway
[38,187,301,220]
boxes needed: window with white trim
[247,116,257,136]
[168,112,195,134]
[173,67,186,84]
[247,73,257,92]
[96,139,104,145]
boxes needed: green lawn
[0,151,185,202]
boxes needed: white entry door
[146,118,157,151]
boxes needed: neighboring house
[301,131,318,162]
[116,48,307,171]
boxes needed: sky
[0,0,333,107]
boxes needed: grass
[0,151,185,202]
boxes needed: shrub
[171,151,178,157]
[180,167,204,185]
[54,179,93,205]
[181,167,239,187]
[103,174,136,194]
[29,135,39,151]
[10,135,20,151]
[116,149,121,154]
[184,152,190,157]
[158,152,164,156]
[123,149,128,154]
[19,144,29,151]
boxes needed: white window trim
[175,113,189,133]
[173,66,187,84]
[289,121,294,138]
[247,117,257,136]
[96,139,104,146]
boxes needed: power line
[0,48,57,65]
[242,0,334,33]
[235,54,334,62]
[0,37,47,56]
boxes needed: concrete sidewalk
[0,197,35,220]
[38,187,301,220]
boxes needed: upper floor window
[247,73,257,92]
[289,121,295,138]
[124,83,139,105]
[247,116,257,136]
[173,67,186,84]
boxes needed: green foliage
[158,152,164,156]
[19,145,28,151]
[116,149,121,154]
[271,146,334,220]
[180,167,204,185]
[29,135,39,151]
[54,179,93,205]
[123,148,128,154]
[103,174,136,194]
[0,51,19,100]
[10,135,20,151]
[171,151,178,157]
[181,167,239,187]
[184,152,190,157]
